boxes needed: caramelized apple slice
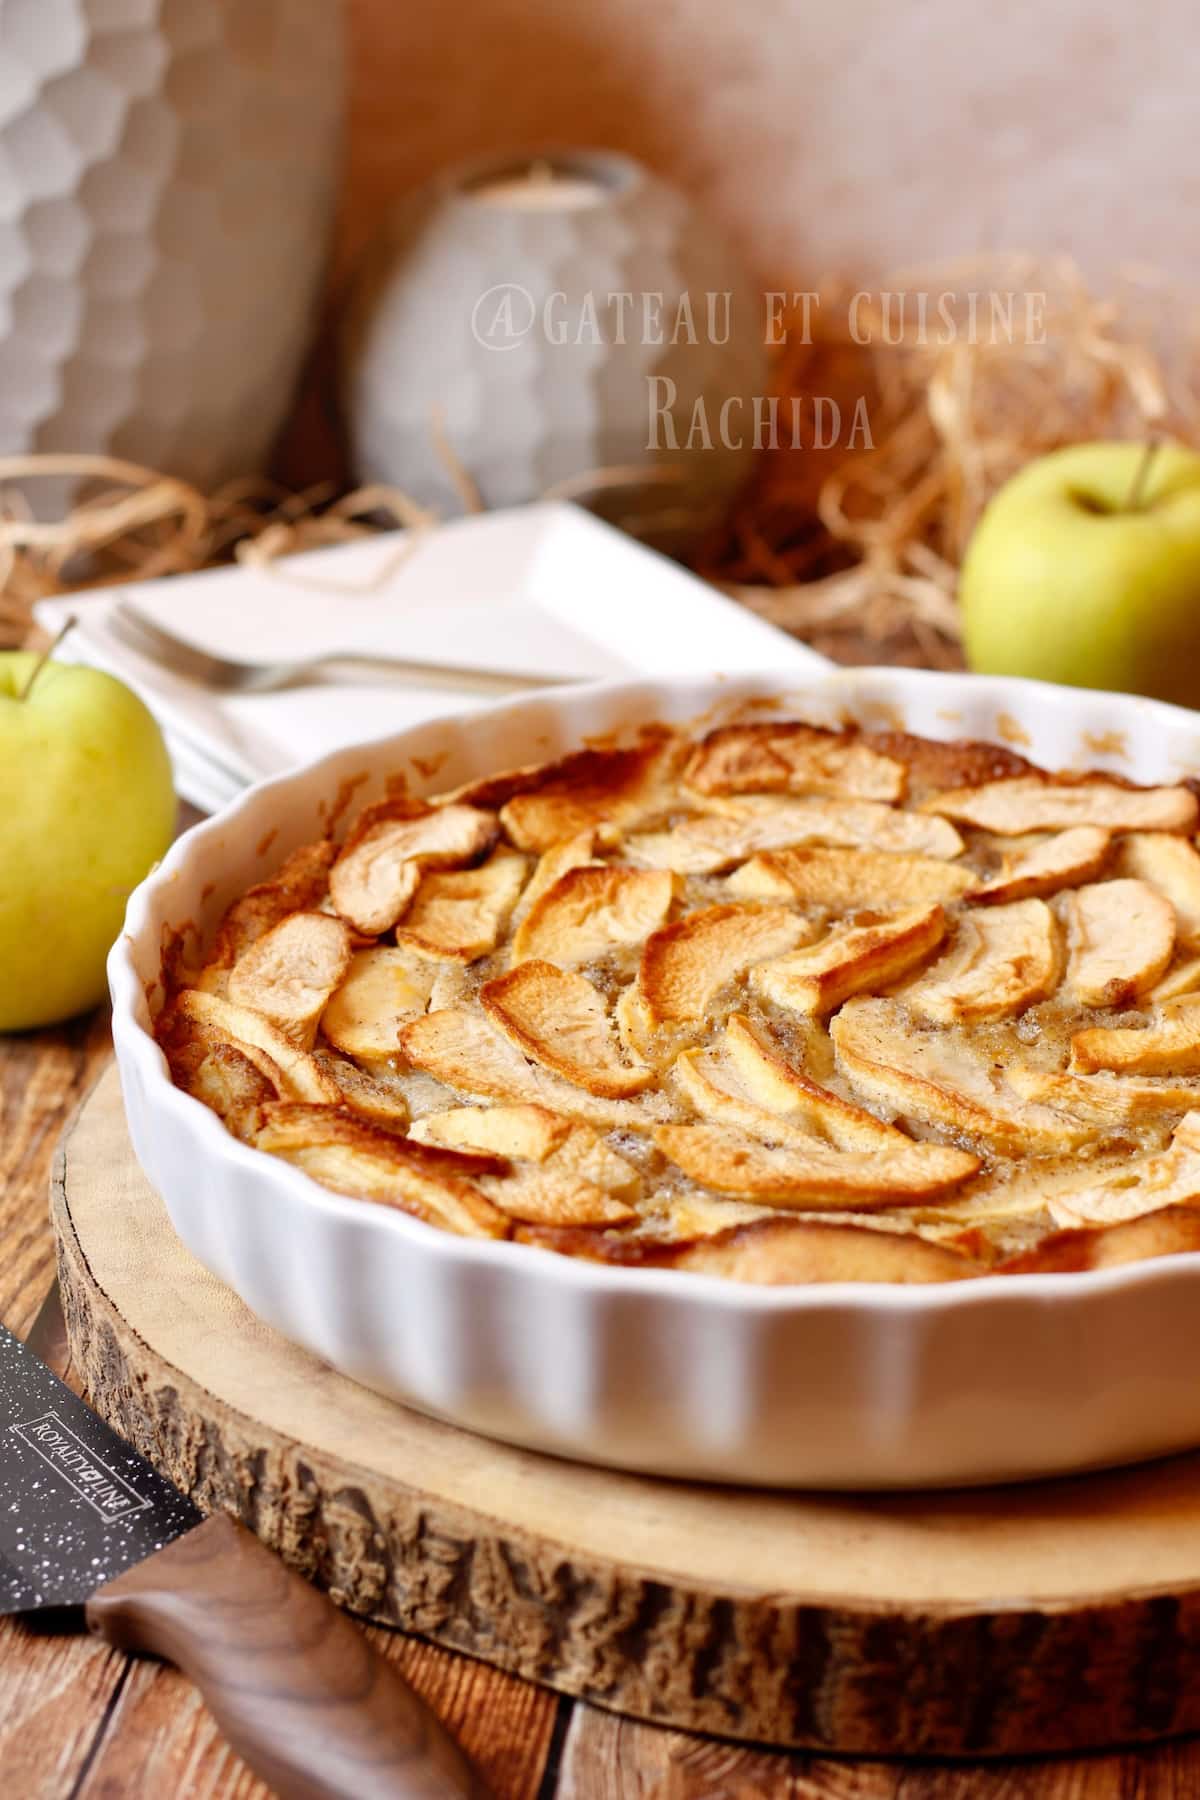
[969,825,1112,904]
[676,1015,914,1151]
[226,911,353,1049]
[412,1103,572,1161]
[923,775,1198,835]
[209,839,337,972]
[174,989,341,1105]
[728,845,975,909]
[510,865,676,967]
[412,1104,640,1226]
[1072,996,1200,1076]
[330,804,498,934]
[1152,957,1200,1004]
[628,796,963,874]
[400,1007,666,1128]
[635,904,811,1027]
[496,740,677,852]
[510,828,607,925]
[1117,832,1200,948]
[395,846,528,962]
[653,1122,978,1207]
[321,947,439,1061]
[902,899,1061,1024]
[1007,1065,1200,1125]
[724,1015,899,1147]
[480,962,653,1098]
[161,1033,276,1141]
[683,722,905,802]
[832,997,1090,1150]
[311,1051,411,1130]
[754,904,946,1019]
[1065,878,1176,1007]
[1038,1113,1200,1228]
[254,1104,509,1238]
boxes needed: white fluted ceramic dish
[110,668,1200,1488]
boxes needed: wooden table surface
[2,1021,1199,1797]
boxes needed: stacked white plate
[35,502,825,812]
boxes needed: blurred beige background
[339,0,1195,286]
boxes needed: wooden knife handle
[85,1512,490,1800]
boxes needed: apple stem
[17,615,78,701]
[1125,438,1163,513]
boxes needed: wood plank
[555,1704,1200,1799]
[0,1012,110,1340]
[0,1619,126,1800]
[74,1626,561,1799]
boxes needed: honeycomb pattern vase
[0,0,344,496]
[341,151,767,533]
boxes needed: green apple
[961,441,1200,706]
[0,652,175,1031]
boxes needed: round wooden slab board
[53,1066,1200,1756]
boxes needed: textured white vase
[0,0,344,491]
[341,152,767,531]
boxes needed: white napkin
[35,502,824,812]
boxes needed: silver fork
[104,599,569,697]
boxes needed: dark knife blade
[0,1319,201,1613]
[0,1316,487,1797]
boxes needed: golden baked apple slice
[1065,878,1176,1007]
[510,865,676,967]
[653,1122,978,1207]
[411,1104,640,1226]
[1007,1065,1200,1125]
[632,904,811,1029]
[209,838,337,972]
[329,803,498,935]
[226,911,353,1049]
[510,827,607,925]
[901,898,1061,1024]
[311,1051,411,1131]
[494,740,678,852]
[969,825,1112,904]
[160,1031,277,1141]
[922,775,1198,835]
[1039,1113,1200,1229]
[400,1007,666,1128]
[727,845,976,909]
[1117,832,1200,948]
[1072,996,1200,1075]
[174,989,342,1105]
[628,796,964,874]
[831,996,1090,1150]
[480,961,653,1098]
[254,1104,510,1238]
[321,946,440,1061]
[394,846,528,962]
[676,1017,911,1152]
[683,722,906,802]
[754,904,947,1019]
[1152,956,1200,1004]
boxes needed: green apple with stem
[961,440,1200,707]
[0,626,175,1031]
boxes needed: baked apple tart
[157,718,1200,1284]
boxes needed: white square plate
[36,502,824,811]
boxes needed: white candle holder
[341,150,766,541]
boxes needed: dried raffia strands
[698,256,1200,667]
[4,258,1199,662]
[0,456,439,646]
